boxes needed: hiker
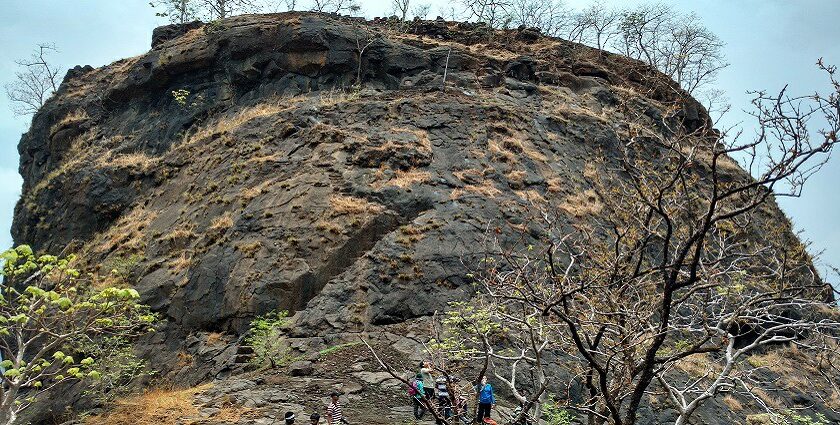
[435,375,453,425]
[326,391,347,425]
[285,411,296,424]
[409,372,427,419]
[475,377,495,422]
[420,361,435,400]
[310,412,321,424]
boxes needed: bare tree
[461,61,840,425]
[4,44,61,117]
[613,4,727,94]
[507,0,572,37]
[392,0,411,21]
[412,3,431,20]
[309,0,360,14]
[573,1,620,51]
[460,0,512,29]
[149,0,200,23]
[198,0,258,19]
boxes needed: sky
[0,0,838,277]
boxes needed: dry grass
[236,241,262,257]
[546,177,564,193]
[515,189,546,205]
[188,100,292,144]
[674,354,719,377]
[315,220,343,235]
[50,109,89,135]
[559,189,603,218]
[102,152,159,172]
[722,395,743,411]
[161,226,196,244]
[319,87,361,107]
[84,384,211,425]
[91,207,157,256]
[379,169,432,189]
[506,169,526,186]
[330,195,384,215]
[169,251,193,273]
[241,179,274,202]
[209,212,234,233]
[451,181,502,199]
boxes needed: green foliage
[0,245,157,420]
[785,411,830,425]
[429,301,503,360]
[78,336,155,403]
[102,254,144,283]
[171,89,203,109]
[542,400,574,425]
[245,310,291,368]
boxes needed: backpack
[407,378,420,396]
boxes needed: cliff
[11,12,837,424]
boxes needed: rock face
[12,12,831,424]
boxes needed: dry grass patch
[209,212,234,233]
[84,384,211,425]
[50,109,89,135]
[559,189,603,218]
[330,195,384,215]
[674,354,719,377]
[315,220,343,235]
[189,100,295,144]
[378,169,432,189]
[236,241,262,257]
[169,251,193,273]
[546,177,564,193]
[722,395,743,411]
[95,207,157,254]
[103,152,159,172]
[242,179,275,202]
[451,181,502,199]
[515,189,546,205]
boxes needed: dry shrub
[330,195,383,215]
[242,179,275,202]
[559,189,603,218]
[84,384,211,425]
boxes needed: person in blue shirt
[476,377,495,421]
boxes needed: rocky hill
[11,12,838,425]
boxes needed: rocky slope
[12,12,838,424]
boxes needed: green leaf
[3,369,20,378]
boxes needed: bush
[543,400,574,425]
[245,310,291,368]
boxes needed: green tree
[0,245,157,425]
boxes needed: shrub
[245,310,291,368]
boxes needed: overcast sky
[0,0,838,276]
